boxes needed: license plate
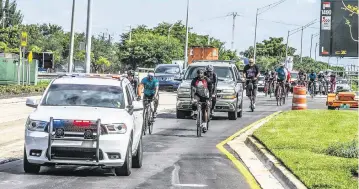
[52,140,82,146]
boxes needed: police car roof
[189,61,234,67]
[53,77,124,87]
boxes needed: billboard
[319,0,358,57]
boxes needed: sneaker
[202,123,208,133]
[253,103,256,109]
[153,112,157,118]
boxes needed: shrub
[326,139,358,158]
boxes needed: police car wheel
[23,148,41,174]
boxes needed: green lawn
[253,110,358,189]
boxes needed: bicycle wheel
[250,97,254,112]
[206,106,210,131]
[143,108,148,136]
[148,107,153,135]
[279,86,282,106]
[196,104,202,137]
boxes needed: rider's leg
[153,94,159,117]
[202,99,208,130]
[252,80,258,106]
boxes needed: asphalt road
[0,94,326,189]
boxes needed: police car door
[126,84,143,147]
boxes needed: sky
[15,0,357,68]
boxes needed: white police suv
[24,74,144,176]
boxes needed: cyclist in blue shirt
[308,70,317,93]
[275,63,287,94]
[138,71,159,118]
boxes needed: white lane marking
[174,184,208,187]
[171,163,208,188]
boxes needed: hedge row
[0,81,49,96]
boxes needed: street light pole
[253,8,259,61]
[300,26,304,63]
[184,0,190,69]
[85,0,93,74]
[68,0,76,73]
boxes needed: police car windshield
[185,66,234,81]
[155,66,180,74]
[41,84,125,109]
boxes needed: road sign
[21,32,28,47]
[319,0,358,57]
[28,51,33,63]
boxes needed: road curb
[0,158,20,165]
[245,137,307,189]
[217,112,282,189]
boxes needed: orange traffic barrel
[292,85,307,110]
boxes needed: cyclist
[308,70,317,94]
[191,69,210,132]
[329,72,337,93]
[137,71,159,118]
[204,65,218,117]
[317,71,326,94]
[127,70,138,95]
[243,58,260,108]
[275,63,287,96]
[298,70,307,86]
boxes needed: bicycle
[143,98,154,135]
[308,81,316,98]
[318,78,327,95]
[193,100,210,137]
[268,79,275,98]
[276,80,286,106]
[246,79,255,112]
[264,80,270,97]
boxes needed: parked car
[336,79,351,92]
[175,61,244,120]
[23,74,144,176]
[154,64,183,91]
[257,76,265,92]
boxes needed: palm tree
[0,0,23,28]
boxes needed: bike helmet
[206,65,214,72]
[319,71,323,74]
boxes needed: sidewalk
[0,92,177,163]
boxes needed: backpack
[277,68,285,79]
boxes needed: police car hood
[179,79,235,89]
[29,106,131,124]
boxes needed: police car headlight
[104,123,127,134]
[26,118,47,132]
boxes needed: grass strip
[253,110,358,189]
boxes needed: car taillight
[73,120,91,127]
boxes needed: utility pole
[230,12,238,50]
[129,25,132,42]
[184,0,190,69]
[167,23,175,42]
[310,34,313,59]
[253,8,259,61]
[68,0,76,73]
[285,30,290,59]
[85,0,93,74]
[207,35,210,45]
[314,42,318,61]
[300,26,304,63]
